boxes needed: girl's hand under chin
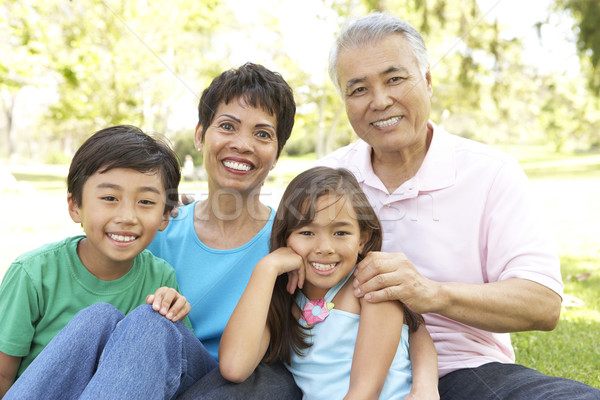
[262,247,305,293]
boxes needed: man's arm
[353,252,561,333]
[0,351,21,398]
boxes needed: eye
[139,199,156,206]
[348,86,367,97]
[101,196,117,202]
[334,231,350,236]
[218,122,235,131]
[255,130,274,141]
[389,76,407,85]
[297,230,314,236]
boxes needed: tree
[554,0,600,95]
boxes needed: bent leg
[439,362,600,400]
[80,304,216,400]
[177,361,302,400]
[5,303,124,400]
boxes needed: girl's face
[286,194,368,300]
[195,97,279,195]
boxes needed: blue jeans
[439,362,600,400]
[5,303,217,400]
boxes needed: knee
[121,304,177,336]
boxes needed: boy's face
[68,167,170,277]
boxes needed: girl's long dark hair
[263,167,424,364]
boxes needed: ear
[425,70,433,98]
[358,230,370,256]
[194,123,204,151]
[67,193,82,224]
[158,211,171,232]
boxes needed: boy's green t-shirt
[0,235,184,377]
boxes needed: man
[318,12,600,399]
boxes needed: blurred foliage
[1,0,599,164]
[555,0,600,95]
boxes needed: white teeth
[108,233,136,242]
[311,262,336,271]
[372,116,401,127]
[223,160,252,171]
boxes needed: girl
[220,166,439,400]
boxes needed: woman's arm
[405,324,439,400]
[344,298,404,400]
[0,351,21,398]
[219,248,303,383]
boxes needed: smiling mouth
[223,160,253,171]
[107,233,137,243]
[371,116,402,128]
[311,262,337,272]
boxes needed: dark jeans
[177,361,302,400]
[439,362,600,400]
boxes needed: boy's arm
[0,351,21,398]
[219,248,303,383]
[345,298,405,400]
[405,324,439,400]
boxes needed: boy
[0,125,191,397]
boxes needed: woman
[147,62,301,399]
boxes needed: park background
[1,0,599,388]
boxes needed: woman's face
[195,97,279,196]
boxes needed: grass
[1,148,599,388]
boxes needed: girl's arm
[405,324,439,400]
[219,248,303,383]
[345,298,404,400]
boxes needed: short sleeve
[481,159,563,297]
[0,262,40,356]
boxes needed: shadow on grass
[11,172,66,191]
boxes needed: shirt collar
[352,121,456,193]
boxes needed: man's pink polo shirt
[316,122,563,377]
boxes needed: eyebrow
[345,65,410,89]
[96,182,162,195]
[219,113,275,130]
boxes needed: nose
[370,86,393,111]
[115,202,138,225]
[230,131,253,153]
[315,235,334,255]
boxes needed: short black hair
[67,125,181,213]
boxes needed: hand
[146,287,191,322]
[261,247,305,294]
[353,252,440,314]
[170,193,196,218]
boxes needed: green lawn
[1,148,599,388]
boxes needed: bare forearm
[431,278,561,333]
[219,262,276,382]
[408,324,439,399]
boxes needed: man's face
[336,33,433,156]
